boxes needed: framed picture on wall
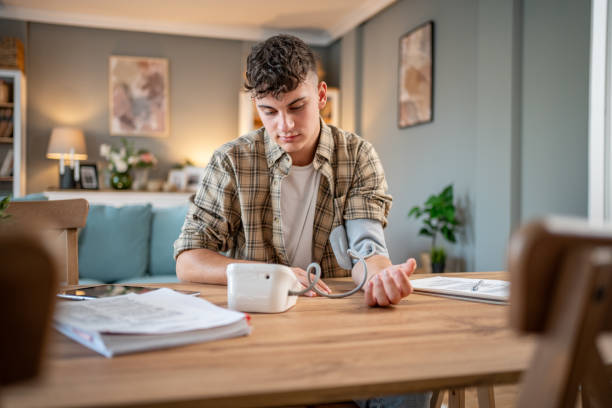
[79,164,99,190]
[321,87,340,126]
[109,56,170,137]
[398,21,434,128]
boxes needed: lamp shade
[46,127,88,160]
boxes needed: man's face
[255,72,327,166]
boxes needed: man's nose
[278,113,294,132]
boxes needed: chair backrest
[508,217,612,408]
[0,227,58,386]
[507,217,612,333]
[6,199,88,285]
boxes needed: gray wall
[26,23,244,193]
[340,0,591,270]
[521,0,590,220]
[344,0,480,270]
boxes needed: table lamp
[46,127,88,189]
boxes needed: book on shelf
[0,148,12,177]
[410,276,509,304]
[0,107,12,138]
[54,288,251,357]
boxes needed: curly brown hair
[245,34,318,98]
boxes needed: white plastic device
[227,263,302,313]
[226,245,373,313]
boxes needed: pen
[472,279,484,291]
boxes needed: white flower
[100,144,111,159]
[128,156,139,165]
[115,159,128,173]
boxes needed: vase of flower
[110,172,132,190]
[100,139,157,191]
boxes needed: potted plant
[0,195,11,221]
[408,184,460,273]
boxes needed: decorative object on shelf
[110,172,132,190]
[0,37,25,72]
[0,79,8,103]
[398,21,434,128]
[320,87,340,126]
[166,169,186,191]
[79,164,99,190]
[146,179,164,192]
[408,184,460,273]
[109,56,169,137]
[100,138,157,191]
[184,166,206,192]
[131,150,158,190]
[46,127,88,189]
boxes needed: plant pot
[431,261,445,273]
[110,172,132,190]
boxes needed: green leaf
[407,206,421,218]
[418,228,433,237]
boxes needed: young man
[174,34,416,307]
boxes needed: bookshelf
[0,69,25,198]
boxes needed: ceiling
[0,0,397,45]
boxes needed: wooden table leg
[430,390,445,408]
[476,386,495,408]
[448,388,465,408]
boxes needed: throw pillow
[149,205,189,276]
[78,204,153,283]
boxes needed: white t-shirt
[280,163,321,271]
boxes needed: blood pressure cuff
[329,219,389,270]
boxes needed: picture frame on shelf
[184,166,206,192]
[398,21,434,128]
[109,56,170,137]
[80,164,99,190]
[167,169,186,191]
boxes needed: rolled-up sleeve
[173,151,241,259]
[343,142,392,227]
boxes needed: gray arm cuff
[329,219,389,270]
[346,218,389,264]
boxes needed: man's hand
[291,267,332,297]
[364,258,416,307]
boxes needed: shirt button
[274,217,279,222]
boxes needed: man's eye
[264,110,276,115]
[290,105,304,111]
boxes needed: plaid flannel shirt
[174,119,392,277]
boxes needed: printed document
[410,276,509,304]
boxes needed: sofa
[7,193,187,284]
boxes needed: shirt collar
[263,117,334,170]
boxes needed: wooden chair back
[5,199,88,285]
[0,228,58,386]
[507,217,612,408]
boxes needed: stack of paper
[54,288,251,357]
[410,276,509,304]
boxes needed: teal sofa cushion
[78,204,153,283]
[4,193,49,201]
[149,205,189,276]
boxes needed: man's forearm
[175,248,258,284]
[351,254,392,287]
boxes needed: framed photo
[166,169,186,191]
[321,87,340,126]
[109,56,170,137]
[398,21,434,128]
[184,166,206,192]
[79,164,99,190]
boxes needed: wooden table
[2,272,611,407]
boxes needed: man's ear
[317,81,328,110]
